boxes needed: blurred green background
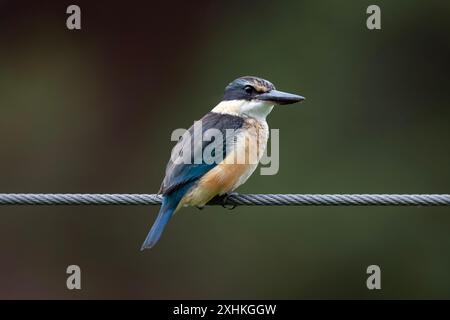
[1,0,449,299]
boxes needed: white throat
[211,100,274,120]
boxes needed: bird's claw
[220,193,237,210]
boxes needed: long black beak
[257,89,305,105]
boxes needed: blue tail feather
[140,198,177,250]
[141,183,193,250]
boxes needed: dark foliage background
[0,0,449,298]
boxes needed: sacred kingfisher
[141,76,304,250]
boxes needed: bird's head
[212,76,305,119]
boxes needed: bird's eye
[244,85,254,94]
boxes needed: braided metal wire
[0,193,449,206]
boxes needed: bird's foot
[219,193,237,210]
[196,205,205,210]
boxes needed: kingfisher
[141,76,304,250]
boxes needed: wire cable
[0,193,449,206]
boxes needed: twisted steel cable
[0,193,449,206]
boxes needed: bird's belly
[181,163,256,207]
[181,118,268,207]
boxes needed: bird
[141,76,305,250]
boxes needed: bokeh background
[0,0,449,299]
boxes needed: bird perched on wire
[141,76,304,250]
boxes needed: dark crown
[223,76,275,101]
